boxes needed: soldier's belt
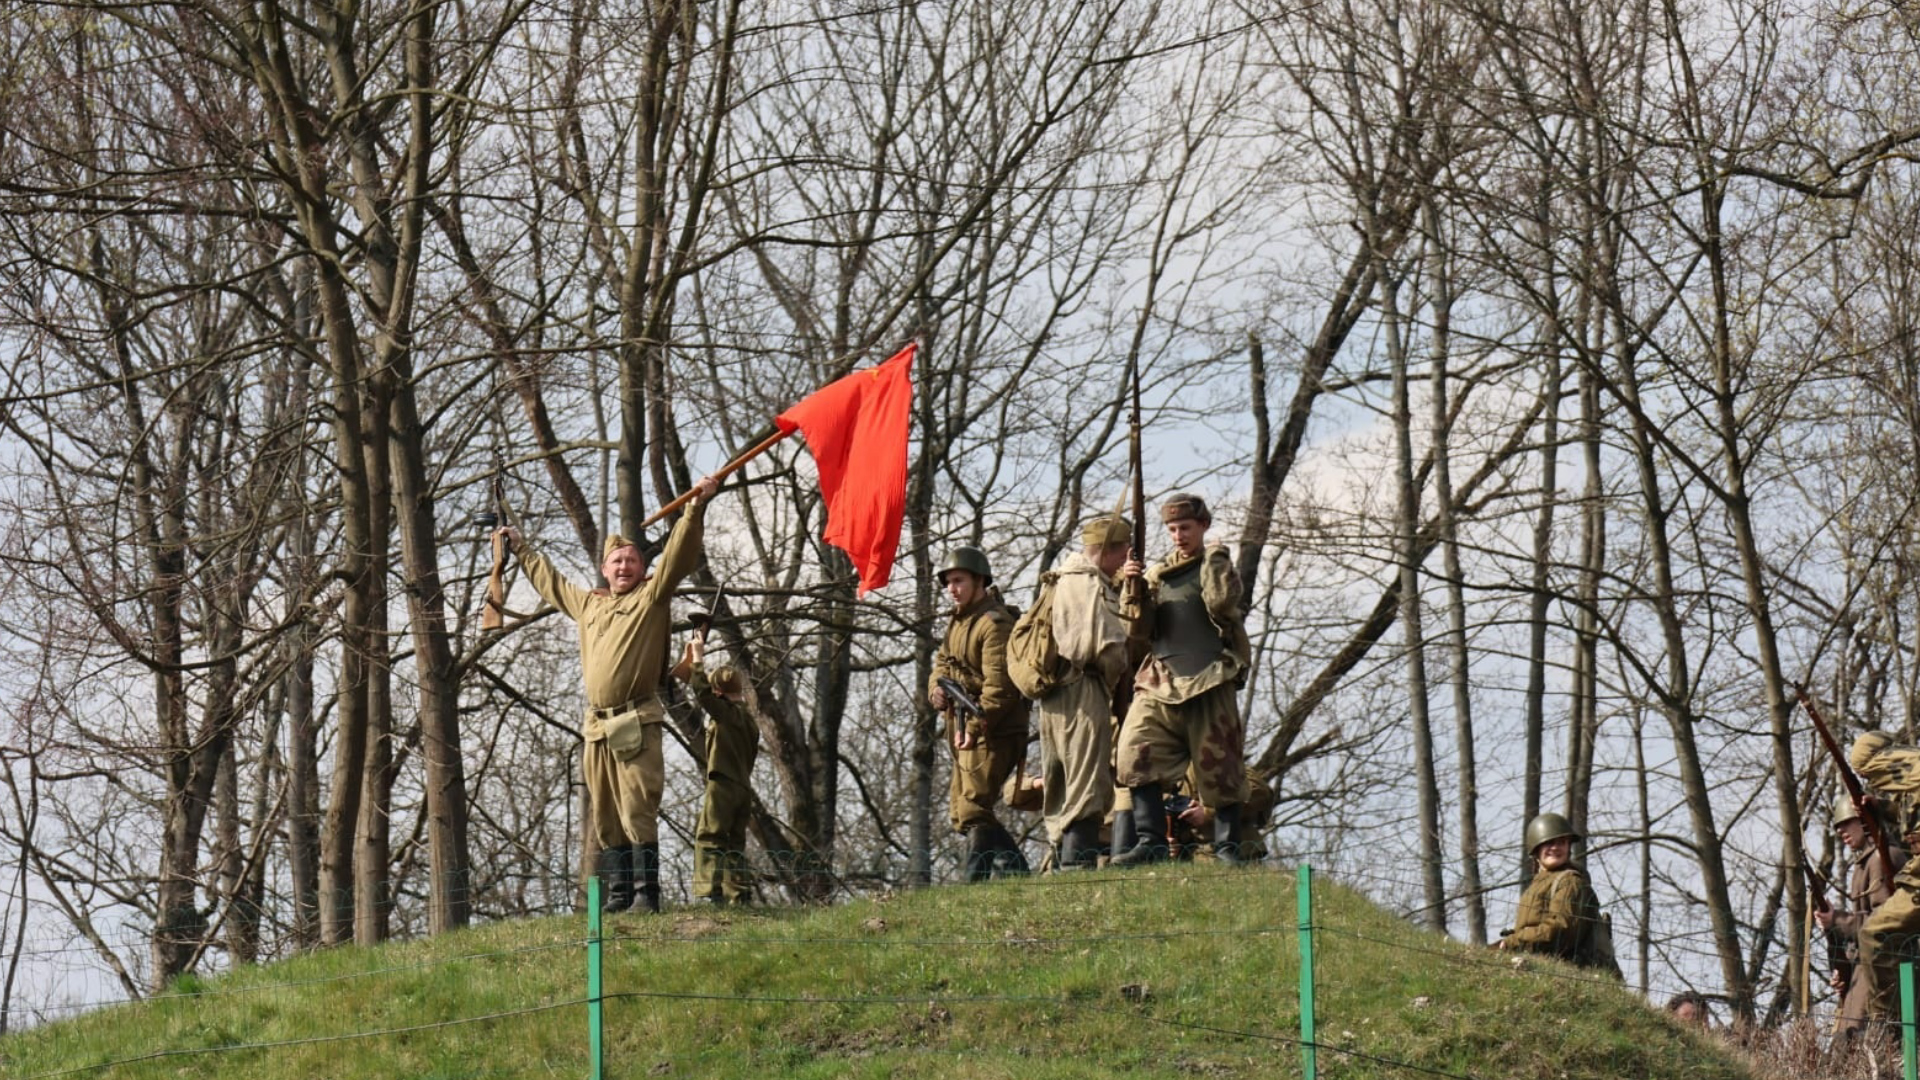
[588,696,658,721]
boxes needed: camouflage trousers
[1114,681,1245,809]
[1862,883,1920,1022]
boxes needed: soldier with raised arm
[496,474,718,913]
[1111,494,1252,865]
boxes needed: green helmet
[1834,792,1862,829]
[1524,812,1582,855]
[937,546,992,586]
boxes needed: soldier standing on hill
[1498,813,1618,976]
[1815,793,1908,1047]
[928,546,1032,881]
[495,474,718,914]
[673,624,760,906]
[1034,516,1135,870]
[1843,732,1920,1033]
[1110,494,1252,866]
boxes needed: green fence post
[1299,864,1317,1080]
[589,878,605,1080]
[1904,960,1916,1080]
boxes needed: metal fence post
[1299,864,1317,1080]
[589,878,604,1080]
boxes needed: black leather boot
[1111,784,1168,866]
[597,845,635,913]
[635,842,663,914]
[1060,818,1100,870]
[964,825,995,883]
[1109,807,1135,865]
[1212,803,1244,865]
[989,824,1031,878]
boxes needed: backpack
[1586,911,1624,980]
[1006,571,1066,698]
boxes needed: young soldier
[1111,494,1252,865]
[1036,516,1134,869]
[1844,731,1920,1032]
[1497,812,1616,974]
[928,546,1031,881]
[496,474,718,913]
[674,629,759,906]
[1815,793,1908,1047]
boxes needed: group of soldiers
[492,485,1263,912]
[927,492,1261,880]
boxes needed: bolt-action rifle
[1799,684,1896,880]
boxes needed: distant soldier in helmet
[1842,731,1920,1036]
[1111,493,1253,866]
[928,545,1031,881]
[1499,812,1618,975]
[1815,792,1908,1047]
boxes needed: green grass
[0,865,1751,1079]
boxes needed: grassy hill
[0,864,1752,1079]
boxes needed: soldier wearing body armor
[1815,793,1908,1047]
[1498,813,1617,975]
[1111,494,1252,866]
[928,546,1031,881]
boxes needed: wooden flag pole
[641,426,792,528]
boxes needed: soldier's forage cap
[1160,493,1211,525]
[708,665,744,697]
[1082,515,1131,547]
[603,533,641,560]
[1852,730,1897,774]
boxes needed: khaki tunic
[1507,863,1605,966]
[1833,842,1906,1039]
[929,591,1028,833]
[692,666,759,902]
[519,501,706,846]
[1846,733,1920,1022]
[1036,552,1129,843]
[1114,544,1250,808]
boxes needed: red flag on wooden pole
[776,342,916,595]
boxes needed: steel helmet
[1524,812,1582,855]
[1833,792,1862,829]
[937,546,992,586]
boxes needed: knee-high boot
[597,845,635,913]
[635,842,663,914]
[1111,784,1168,866]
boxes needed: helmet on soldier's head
[1834,792,1862,829]
[937,546,992,586]
[1524,812,1582,856]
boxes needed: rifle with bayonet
[1799,683,1896,877]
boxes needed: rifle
[1798,683,1896,879]
[936,677,983,721]
[480,466,509,631]
[1802,855,1855,986]
[1126,345,1146,612]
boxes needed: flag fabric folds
[776,342,915,595]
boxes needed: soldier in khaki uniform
[1845,731,1920,1030]
[673,630,759,906]
[1497,813,1615,974]
[1815,793,1908,1047]
[928,546,1031,881]
[498,474,717,913]
[1111,494,1252,865]
[1036,516,1134,869]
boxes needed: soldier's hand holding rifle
[936,676,983,751]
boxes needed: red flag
[776,343,915,595]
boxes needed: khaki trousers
[583,720,666,847]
